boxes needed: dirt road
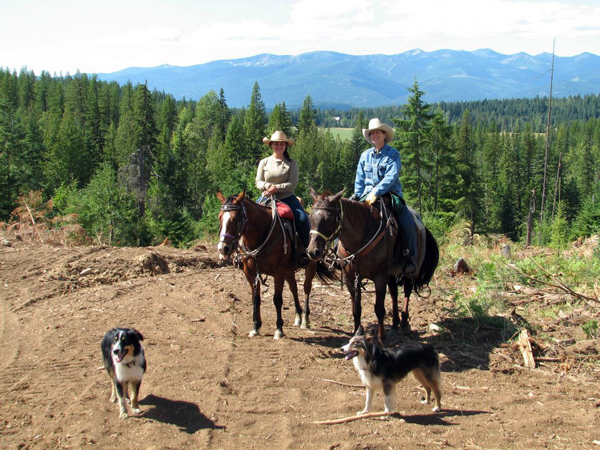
[1,241,598,449]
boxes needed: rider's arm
[354,151,368,198]
[255,158,272,192]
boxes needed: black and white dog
[341,325,442,414]
[101,328,146,419]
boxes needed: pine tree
[267,103,293,137]
[339,111,366,194]
[297,95,317,136]
[243,82,267,164]
[393,80,433,212]
[0,97,26,217]
[455,110,481,235]
[428,109,455,213]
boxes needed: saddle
[377,194,425,273]
[258,197,306,266]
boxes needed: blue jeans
[280,195,310,247]
[397,203,417,262]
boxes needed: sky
[1,0,599,75]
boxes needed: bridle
[219,202,247,254]
[310,197,389,264]
[219,198,286,259]
[309,200,344,246]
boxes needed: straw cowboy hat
[362,118,394,145]
[263,130,295,146]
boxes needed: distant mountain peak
[97,49,600,108]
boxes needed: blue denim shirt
[354,143,403,199]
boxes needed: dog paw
[132,407,142,415]
[421,399,428,405]
[119,411,129,419]
[432,406,441,412]
[357,409,369,415]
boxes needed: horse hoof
[301,315,310,329]
[248,330,260,337]
[274,329,285,340]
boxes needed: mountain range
[97,49,600,108]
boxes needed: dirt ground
[1,236,599,449]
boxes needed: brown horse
[307,189,439,341]
[217,190,335,339]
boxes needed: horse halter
[219,202,247,249]
[310,200,344,245]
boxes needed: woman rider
[352,118,416,275]
[256,130,310,265]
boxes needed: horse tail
[315,261,338,284]
[414,228,439,294]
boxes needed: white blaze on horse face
[218,211,232,259]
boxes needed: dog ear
[133,329,144,341]
[364,327,380,345]
[355,324,365,336]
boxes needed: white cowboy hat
[362,118,394,145]
[262,130,295,146]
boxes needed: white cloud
[97,27,182,46]
[0,0,598,74]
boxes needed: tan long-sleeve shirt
[255,155,299,200]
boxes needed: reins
[311,198,389,264]
[220,197,289,286]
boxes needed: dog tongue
[345,351,358,360]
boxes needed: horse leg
[244,262,261,337]
[374,276,387,342]
[388,275,400,333]
[249,284,262,337]
[345,267,362,334]
[401,278,414,333]
[273,273,286,339]
[301,262,317,329]
[285,271,302,328]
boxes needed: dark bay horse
[307,189,439,341]
[217,190,335,339]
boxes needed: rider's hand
[365,192,378,205]
[265,185,278,196]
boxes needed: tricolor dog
[101,328,146,418]
[341,325,442,414]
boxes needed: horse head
[307,189,344,261]
[216,190,246,261]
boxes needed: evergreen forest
[1,68,600,247]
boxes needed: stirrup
[403,262,416,276]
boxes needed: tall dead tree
[538,39,556,241]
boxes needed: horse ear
[310,187,318,201]
[216,191,227,204]
[235,190,246,203]
[332,190,344,203]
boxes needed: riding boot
[399,234,416,276]
[297,237,310,266]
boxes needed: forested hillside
[1,68,599,247]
